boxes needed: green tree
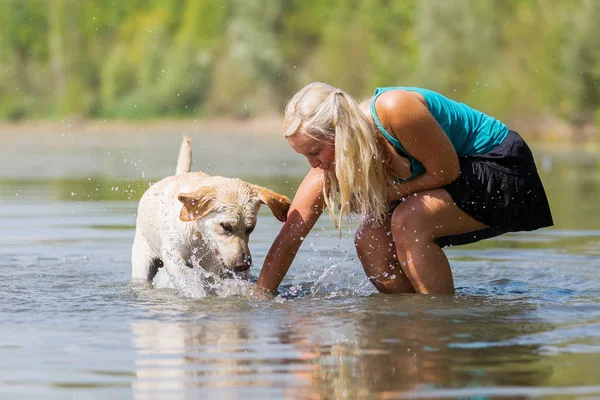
[562,0,600,122]
[0,1,48,119]
[0,0,597,129]
[205,0,284,117]
[415,0,503,98]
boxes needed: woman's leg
[391,189,487,295]
[355,214,416,293]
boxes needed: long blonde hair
[284,82,388,227]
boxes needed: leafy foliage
[0,0,598,126]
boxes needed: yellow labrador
[131,138,290,284]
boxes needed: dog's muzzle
[234,258,252,272]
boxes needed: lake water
[1,128,599,399]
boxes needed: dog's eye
[246,225,255,235]
[220,223,234,234]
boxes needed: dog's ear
[252,185,291,222]
[178,187,216,221]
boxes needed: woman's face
[287,132,335,170]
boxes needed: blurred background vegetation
[0,0,599,139]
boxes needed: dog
[131,137,290,284]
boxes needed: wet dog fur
[131,138,290,283]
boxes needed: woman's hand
[252,285,279,301]
[380,136,413,181]
[387,180,408,202]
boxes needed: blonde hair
[284,82,388,227]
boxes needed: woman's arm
[376,90,460,201]
[256,167,326,292]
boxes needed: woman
[257,82,553,295]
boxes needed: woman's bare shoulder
[374,89,428,135]
[375,90,426,122]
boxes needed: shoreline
[0,115,284,137]
[0,116,598,151]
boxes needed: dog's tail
[175,136,192,175]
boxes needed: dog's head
[177,177,290,278]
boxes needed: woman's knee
[354,213,394,256]
[390,197,432,244]
[354,213,378,252]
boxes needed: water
[1,128,600,399]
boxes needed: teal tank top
[370,87,509,181]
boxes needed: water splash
[311,264,340,295]
[152,261,254,299]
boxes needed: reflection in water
[132,321,256,396]
[288,297,554,398]
[130,294,556,398]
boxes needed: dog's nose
[234,258,252,272]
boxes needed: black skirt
[436,130,553,247]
